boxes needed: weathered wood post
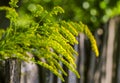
[0,61,5,83]
[5,59,21,83]
[77,33,85,83]
[100,16,120,83]
[112,16,120,83]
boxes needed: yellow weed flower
[84,25,99,57]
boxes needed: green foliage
[33,0,120,30]
[9,0,19,8]
[0,0,99,81]
[104,1,120,19]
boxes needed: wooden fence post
[0,61,5,83]
[113,16,120,83]
[5,59,21,83]
[77,33,85,83]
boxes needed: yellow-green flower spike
[37,61,65,82]
[84,25,99,57]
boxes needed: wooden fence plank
[5,59,21,83]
